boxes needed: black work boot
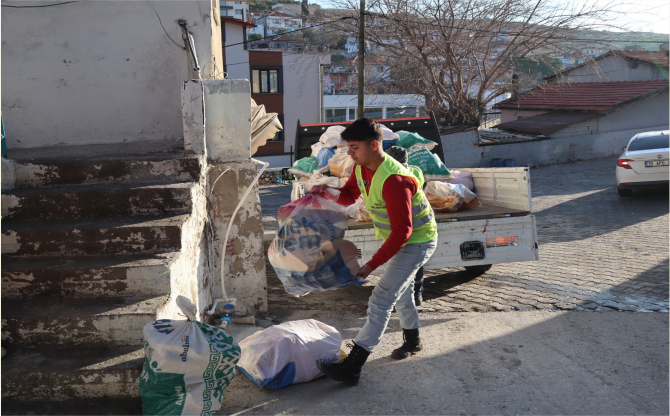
[391,328,423,360]
[414,292,423,306]
[317,343,370,386]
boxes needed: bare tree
[328,0,628,125]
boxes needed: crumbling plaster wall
[2,0,222,150]
[179,79,267,319]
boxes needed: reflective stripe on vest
[372,210,434,230]
[355,156,437,244]
[370,197,429,219]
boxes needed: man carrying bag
[314,118,437,386]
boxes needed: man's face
[346,139,380,166]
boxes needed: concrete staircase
[1,148,201,414]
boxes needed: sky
[311,0,669,35]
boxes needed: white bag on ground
[236,319,345,389]
[139,296,240,416]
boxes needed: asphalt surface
[220,309,668,415]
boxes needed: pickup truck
[292,114,539,274]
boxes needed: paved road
[219,309,668,415]
[260,157,669,313]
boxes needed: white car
[616,130,669,197]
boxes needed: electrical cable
[147,0,186,50]
[2,1,77,7]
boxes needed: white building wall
[2,0,222,150]
[551,54,666,83]
[597,91,669,133]
[223,23,250,81]
[282,53,330,153]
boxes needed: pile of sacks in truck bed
[287,125,482,221]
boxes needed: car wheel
[617,187,633,197]
[464,264,492,275]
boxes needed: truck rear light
[486,236,517,248]
[617,159,633,169]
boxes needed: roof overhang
[496,112,604,136]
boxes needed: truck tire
[464,264,492,275]
[617,187,633,197]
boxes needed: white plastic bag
[447,170,475,191]
[344,197,371,222]
[381,125,400,141]
[319,125,346,148]
[236,319,345,389]
[290,174,341,201]
[139,296,240,416]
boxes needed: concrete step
[14,156,200,188]
[2,214,187,256]
[2,181,194,221]
[1,296,164,345]
[1,253,177,299]
[1,344,143,402]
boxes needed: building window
[235,1,242,3]
[251,67,283,93]
[268,115,285,141]
[325,109,347,122]
[221,9,228,16]
[349,108,356,120]
[364,107,383,119]
[236,9,243,15]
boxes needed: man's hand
[355,264,373,279]
[310,184,331,194]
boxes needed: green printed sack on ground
[407,144,451,176]
[139,296,240,416]
[396,131,437,151]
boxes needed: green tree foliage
[248,33,262,41]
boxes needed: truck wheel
[617,187,633,197]
[464,264,492,275]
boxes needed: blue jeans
[354,238,437,352]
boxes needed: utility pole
[357,0,365,119]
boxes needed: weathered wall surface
[2,0,221,150]
[179,79,266,317]
[597,91,669,133]
[207,162,267,316]
[440,130,482,169]
[478,125,669,167]
[551,54,667,83]
[282,53,330,153]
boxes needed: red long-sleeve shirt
[335,165,418,271]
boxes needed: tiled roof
[220,16,257,28]
[494,80,669,112]
[613,50,669,68]
[268,11,298,18]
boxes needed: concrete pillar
[181,79,267,317]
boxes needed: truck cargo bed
[344,205,530,230]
